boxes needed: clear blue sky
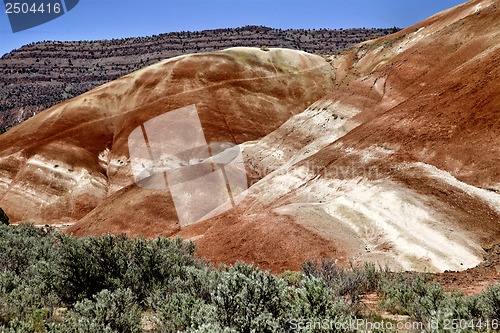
[0,0,465,56]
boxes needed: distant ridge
[0,25,394,132]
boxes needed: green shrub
[120,237,198,303]
[363,262,390,292]
[52,234,125,302]
[423,293,486,333]
[53,234,197,304]
[159,265,216,302]
[58,288,142,333]
[145,265,217,332]
[1,223,499,332]
[0,224,53,275]
[380,272,446,323]
[185,323,237,333]
[302,259,366,310]
[380,272,437,317]
[211,262,289,332]
[379,272,500,331]
[480,284,500,320]
[148,291,215,332]
[0,281,56,332]
[278,270,303,287]
[285,276,355,332]
[296,276,350,315]
[0,208,8,225]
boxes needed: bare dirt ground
[433,244,500,295]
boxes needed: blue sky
[0,0,465,56]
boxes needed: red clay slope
[175,0,500,272]
[331,0,500,188]
[0,48,334,226]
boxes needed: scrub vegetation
[0,224,498,332]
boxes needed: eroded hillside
[0,0,498,274]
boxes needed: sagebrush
[0,224,498,332]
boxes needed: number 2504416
[5,2,61,14]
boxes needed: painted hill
[0,0,498,273]
[0,47,334,226]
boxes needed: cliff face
[1,0,499,273]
